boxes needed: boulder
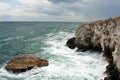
[5,54,49,73]
[66,37,76,49]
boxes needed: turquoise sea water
[0,22,107,80]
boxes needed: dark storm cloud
[1,0,120,21]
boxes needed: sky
[0,0,120,22]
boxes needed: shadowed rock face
[66,37,76,49]
[67,17,120,80]
[5,54,49,73]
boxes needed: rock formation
[5,54,49,73]
[66,16,120,80]
[66,37,76,49]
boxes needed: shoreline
[67,16,120,80]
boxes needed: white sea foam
[0,31,107,80]
[0,36,25,42]
[0,43,8,48]
[38,31,107,80]
[24,36,42,42]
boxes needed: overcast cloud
[0,0,120,21]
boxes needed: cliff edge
[66,17,120,80]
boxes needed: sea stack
[66,16,120,80]
[5,54,49,73]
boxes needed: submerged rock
[5,54,48,73]
[67,16,120,80]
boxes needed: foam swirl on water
[0,31,107,80]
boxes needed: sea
[0,22,107,80]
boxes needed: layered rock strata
[67,17,120,80]
[5,54,49,73]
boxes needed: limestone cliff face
[68,17,120,80]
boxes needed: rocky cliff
[66,17,120,80]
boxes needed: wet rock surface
[67,16,120,80]
[5,54,49,73]
[66,37,76,49]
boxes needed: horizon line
[0,21,83,23]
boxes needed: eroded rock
[5,54,49,73]
[66,37,76,49]
[67,16,120,80]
